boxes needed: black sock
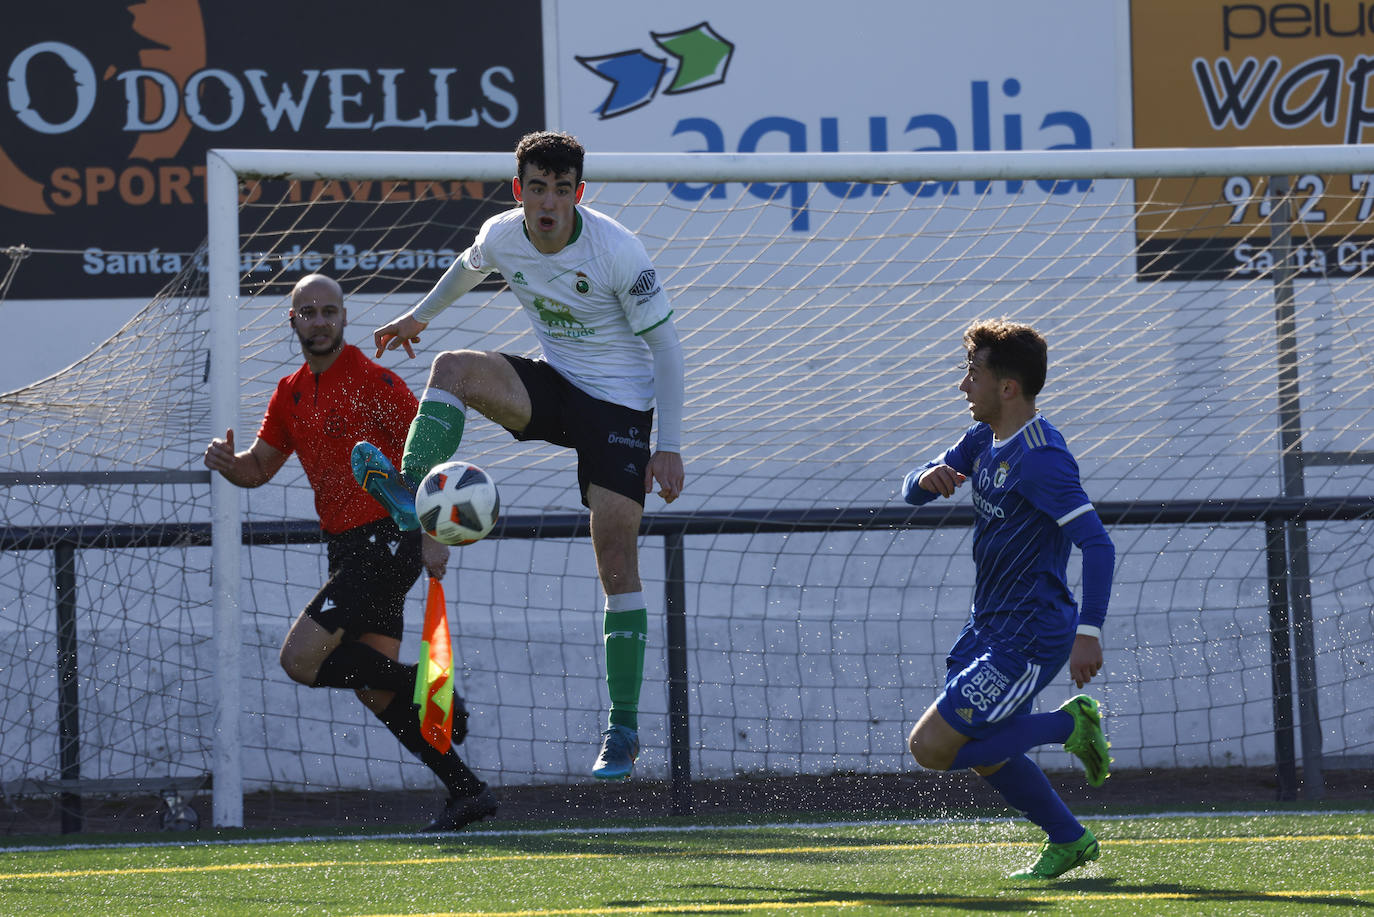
[313,643,416,692]
[375,694,483,798]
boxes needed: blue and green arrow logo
[576,22,734,120]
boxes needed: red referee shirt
[256,344,418,535]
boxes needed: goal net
[3,146,1372,830]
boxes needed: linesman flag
[414,576,454,753]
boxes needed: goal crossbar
[211,144,1374,184]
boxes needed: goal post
[205,153,242,830]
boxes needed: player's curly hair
[515,130,585,185]
[964,318,1048,399]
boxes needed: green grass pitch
[1,811,1371,915]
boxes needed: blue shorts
[935,624,1070,739]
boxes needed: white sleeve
[641,318,684,454]
[409,249,491,324]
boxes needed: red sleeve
[256,378,295,456]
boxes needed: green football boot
[591,725,639,780]
[351,441,418,531]
[1060,694,1112,787]
[1009,828,1100,879]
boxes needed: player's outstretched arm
[380,250,491,359]
[203,428,287,488]
[645,450,684,504]
[374,314,429,360]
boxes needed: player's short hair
[515,130,585,185]
[964,318,1047,399]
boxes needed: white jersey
[464,206,672,411]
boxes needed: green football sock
[401,396,466,483]
[603,599,648,731]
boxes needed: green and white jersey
[465,206,673,412]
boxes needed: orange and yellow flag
[413,576,453,753]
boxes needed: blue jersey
[903,415,1109,651]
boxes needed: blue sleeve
[1018,445,1093,523]
[1020,446,1114,630]
[1063,513,1114,629]
[901,425,983,506]
[902,467,938,506]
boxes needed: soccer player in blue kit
[902,319,1115,880]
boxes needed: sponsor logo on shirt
[512,271,529,286]
[955,707,974,724]
[971,488,1006,520]
[973,465,1006,519]
[533,296,595,339]
[628,268,660,297]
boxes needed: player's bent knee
[910,741,955,771]
[908,725,957,771]
[431,349,482,390]
[278,646,316,687]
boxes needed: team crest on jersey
[994,461,1009,488]
[574,271,590,294]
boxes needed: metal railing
[6,492,1372,830]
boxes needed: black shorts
[501,353,653,507]
[303,518,423,641]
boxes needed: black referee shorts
[303,517,422,641]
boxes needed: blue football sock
[950,711,1073,770]
[982,753,1082,844]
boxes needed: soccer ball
[415,461,500,545]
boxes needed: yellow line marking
[0,852,617,880]
[347,888,1374,917]
[0,832,1368,882]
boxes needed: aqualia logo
[575,22,1096,232]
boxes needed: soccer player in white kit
[353,130,685,781]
